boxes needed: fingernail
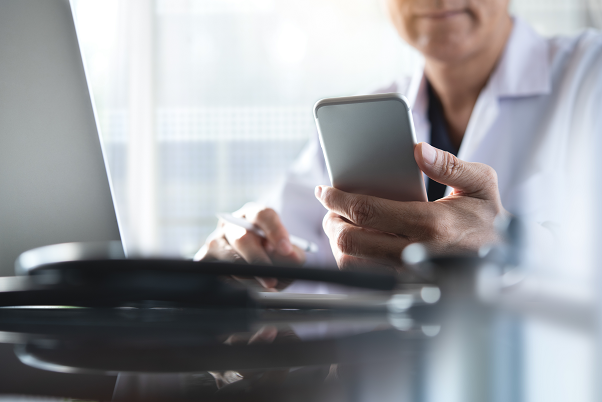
[278,239,293,255]
[315,186,323,200]
[421,143,437,165]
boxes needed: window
[72,0,599,258]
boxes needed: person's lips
[415,9,466,19]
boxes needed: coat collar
[405,16,551,113]
[491,17,551,98]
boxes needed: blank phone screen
[315,97,426,202]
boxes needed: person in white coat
[195,0,602,292]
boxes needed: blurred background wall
[71,0,602,258]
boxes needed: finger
[196,224,279,289]
[193,243,211,262]
[193,227,224,261]
[255,277,278,289]
[315,185,432,237]
[268,244,306,267]
[248,326,278,344]
[208,371,244,389]
[239,327,278,381]
[222,224,281,289]
[194,233,244,263]
[322,211,411,268]
[241,203,293,256]
[414,142,499,199]
[254,243,305,291]
[223,223,273,266]
[228,275,279,291]
[274,326,302,343]
[223,331,254,345]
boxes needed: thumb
[414,142,499,199]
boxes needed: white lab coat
[264,18,602,293]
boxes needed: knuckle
[418,219,437,239]
[470,164,499,196]
[231,254,246,264]
[322,217,329,235]
[322,212,337,234]
[255,207,277,222]
[337,255,355,271]
[481,164,498,185]
[336,226,358,256]
[440,152,464,179]
[348,197,375,226]
[435,222,452,240]
[207,238,220,250]
[428,220,454,242]
[232,232,254,248]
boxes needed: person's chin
[412,24,475,60]
[417,37,474,63]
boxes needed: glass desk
[0,291,595,402]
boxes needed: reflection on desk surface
[0,303,595,402]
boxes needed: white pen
[216,213,319,253]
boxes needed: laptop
[0,0,124,276]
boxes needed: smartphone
[313,93,427,202]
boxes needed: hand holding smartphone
[313,93,427,202]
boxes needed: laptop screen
[0,0,123,276]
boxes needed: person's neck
[424,18,513,149]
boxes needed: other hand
[315,142,507,272]
[209,326,298,391]
[194,203,306,290]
